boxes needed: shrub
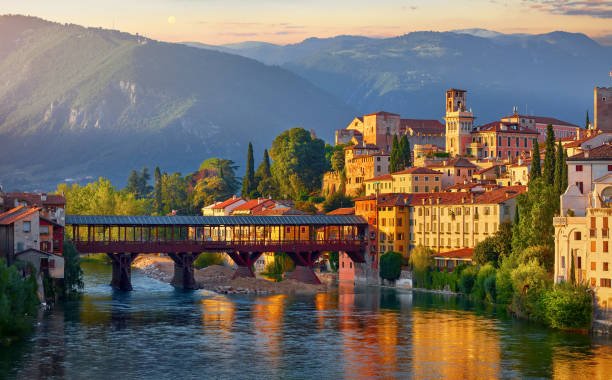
[194,253,225,269]
[380,251,403,281]
[517,245,554,272]
[459,266,478,294]
[510,259,550,319]
[0,260,39,343]
[495,257,515,306]
[263,252,295,276]
[539,282,592,330]
[484,275,497,303]
[308,195,325,204]
[472,263,497,301]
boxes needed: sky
[3,0,612,45]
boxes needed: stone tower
[595,87,612,132]
[444,89,474,156]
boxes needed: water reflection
[3,264,612,379]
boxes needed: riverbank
[132,255,327,295]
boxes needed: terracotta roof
[212,196,244,210]
[232,199,275,212]
[563,131,610,148]
[568,144,612,161]
[400,119,445,133]
[444,183,483,191]
[0,206,40,225]
[393,167,442,175]
[253,207,310,216]
[376,186,526,207]
[326,207,355,215]
[364,174,393,182]
[532,116,580,128]
[2,193,65,207]
[432,248,474,260]
[353,195,377,201]
[428,157,477,169]
[474,121,538,135]
[474,164,503,175]
[364,111,400,117]
[344,143,380,150]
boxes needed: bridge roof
[66,214,367,226]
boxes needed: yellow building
[373,186,525,257]
[364,167,442,196]
[555,174,612,312]
[364,174,393,196]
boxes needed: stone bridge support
[108,253,139,291]
[168,252,200,290]
[287,251,322,285]
[227,251,263,279]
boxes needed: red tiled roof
[532,116,580,128]
[475,121,538,135]
[0,206,40,225]
[392,167,442,175]
[444,183,482,191]
[232,199,275,212]
[364,111,400,117]
[3,193,65,207]
[568,144,612,161]
[344,143,380,150]
[428,157,477,169]
[563,131,608,148]
[474,164,503,175]
[212,196,244,210]
[400,119,445,133]
[432,248,474,260]
[253,207,310,216]
[353,195,377,202]
[326,207,355,215]
[364,174,393,182]
[377,186,526,207]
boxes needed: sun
[167,16,176,25]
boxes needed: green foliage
[160,172,187,215]
[510,259,550,319]
[429,270,459,292]
[193,253,225,269]
[542,124,556,185]
[255,149,273,183]
[389,135,412,173]
[322,191,353,213]
[379,251,403,281]
[61,239,84,296]
[554,141,564,197]
[586,110,590,129]
[458,266,478,294]
[400,135,411,168]
[562,150,568,195]
[308,195,325,204]
[331,150,345,172]
[495,256,516,306]
[539,282,592,330]
[241,142,257,198]
[190,175,235,212]
[56,177,153,216]
[471,263,496,301]
[328,252,339,272]
[154,167,163,214]
[0,260,39,343]
[389,135,400,172]
[270,127,327,200]
[200,158,240,195]
[324,143,350,172]
[263,252,295,278]
[294,201,318,214]
[473,236,499,266]
[409,246,433,287]
[517,245,554,272]
[530,140,541,181]
[125,167,152,199]
[511,178,556,255]
[570,250,576,283]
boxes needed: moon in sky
[167,16,176,24]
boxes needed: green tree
[190,176,234,212]
[530,140,541,181]
[542,124,556,185]
[510,259,550,319]
[125,167,152,199]
[241,142,257,198]
[562,150,568,195]
[331,150,345,172]
[256,149,272,180]
[0,259,39,343]
[389,134,400,172]
[270,128,327,199]
[586,110,590,129]
[473,236,499,266]
[380,251,404,281]
[554,141,565,197]
[294,201,318,214]
[154,166,163,214]
[322,191,353,213]
[200,158,240,195]
[512,178,557,255]
[400,135,411,168]
[570,251,576,283]
[540,282,592,330]
[61,239,84,296]
[494,220,513,260]
[161,173,187,215]
[517,245,554,272]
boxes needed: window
[23,221,31,233]
[608,165,612,172]
[342,261,345,268]
[576,165,583,172]
[414,176,419,181]
[605,242,609,253]
[40,225,49,234]
[592,278,597,287]
[592,262,597,271]
[601,278,611,288]
[414,186,419,192]
[605,262,609,271]
[577,182,584,194]
[561,256,565,268]
[592,241,597,252]
[398,218,402,227]
[578,257,582,269]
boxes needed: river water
[2,262,612,379]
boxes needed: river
[2,262,612,379]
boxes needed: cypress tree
[154,166,163,214]
[530,140,541,181]
[400,135,411,168]
[390,135,399,172]
[514,204,519,225]
[562,150,568,193]
[554,140,564,195]
[570,251,576,284]
[542,124,556,185]
[241,142,256,198]
[586,110,590,129]
[256,149,272,179]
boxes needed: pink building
[501,114,581,143]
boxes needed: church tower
[444,89,474,156]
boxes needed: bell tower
[445,89,474,156]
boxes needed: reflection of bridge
[66,215,368,290]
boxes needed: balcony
[553,217,567,226]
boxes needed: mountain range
[186,29,612,126]
[0,15,357,191]
[2,14,612,192]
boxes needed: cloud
[525,0,612,18]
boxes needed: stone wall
[322,171,343,196]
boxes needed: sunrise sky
[4,0,612,45]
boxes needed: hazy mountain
[0,15,356,191]
[195,30,612,127]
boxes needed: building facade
[595,87,612,132]
[501,113,581,142]
[444,89,475,157]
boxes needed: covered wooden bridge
[66,215,368,290]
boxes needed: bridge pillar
[227,251,263,279]
[287,251,322,285]
[168,253,200,290]
[108,253,139,291]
